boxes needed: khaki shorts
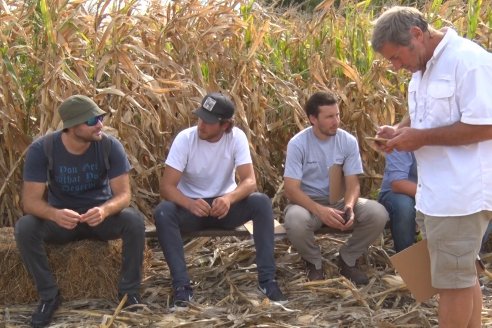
[416,211,491,289]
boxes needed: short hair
[371,6,429,52]
[220,118,234,133]
[304,91,338,119]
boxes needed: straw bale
[0,227,151,305]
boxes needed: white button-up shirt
[409,28,492,216]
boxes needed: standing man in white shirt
[153,92,286,308]
[372,6,492,327]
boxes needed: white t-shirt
[165,126,252,198]
[409,28,492,216]
[283,127,363,199]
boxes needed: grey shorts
[416,210,491,289]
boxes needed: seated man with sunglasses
[15,95,145,327]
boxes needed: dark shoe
[338,255,369,285]
[173,285,193,308]
[304,260,325,281]
[31,292,61,328]
[118,293,144,311]
[258,280,288,304]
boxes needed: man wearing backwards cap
[15,95,145,327]
[154,92,287,308]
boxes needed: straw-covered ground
[3,233,492,328]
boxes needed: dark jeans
[15,207,145,300]
[153,192,276,289]
[379,191,416,253]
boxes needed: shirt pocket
[427,78,458,127]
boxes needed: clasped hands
[188,196,230,219]
[54,207,106,229]
[316,204,354,231]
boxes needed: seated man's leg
[341,198,388,265]
[93,207,145,297]
[15,214,78,326]
[379,192,416,252]
[154,201,200,290]
[15,215,79,300]
[220,192,286,302]
[222,192,275,282]
[337,198,388,284]
[284,204,323,270]
[425,211,490,328]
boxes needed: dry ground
[2,233,492,328]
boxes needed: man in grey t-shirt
[283,91,388,284]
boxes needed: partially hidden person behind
[15,95,145,328]
[378,150,417,253]
[372,6,492,328]
[379,150,492,254]
[153,92,287,308]
[283,91,389,284]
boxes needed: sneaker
[31,292,61,328]
[173,285,193,308]
[258,280,288,304]
[118,293,144,311]
[305,260,325,281]
[338,255,369,285]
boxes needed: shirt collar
[426,28,456,69]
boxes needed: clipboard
[390,239,485,302]
[390,239,437,302]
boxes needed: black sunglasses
[85,115,105,126]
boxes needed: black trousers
[14,207,145,300]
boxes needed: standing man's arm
[22,181,80,229]
[387,122,492,152]
[284,177,348,231]
[377,115,411,138]
[376,115,411,153]
[160,165,211,218]
[210,163,256,219]
[80,173,132,226]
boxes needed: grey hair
[371,6,429,52]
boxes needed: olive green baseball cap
[58,95,106,129]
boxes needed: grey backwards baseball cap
[192,93,235,123]
[58,95,106,129]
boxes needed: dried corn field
[1,0,490,224]
[1,0,492,327]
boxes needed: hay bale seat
[144,221,350,238]
[0,227,151,305]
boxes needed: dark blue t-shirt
[23,131,131,211]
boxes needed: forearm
[343,175,360,208]
[99,192,131,217]
[161,185,194,209]
[391,180,417,197]
[223,179,256,204]
[285,187,323,216]
[343,185,360,208]
[418,122,492,146]
[396,115,411,129]
[23,199,59,221]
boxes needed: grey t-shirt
[284,127,363,199]
[23,131,131,211]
